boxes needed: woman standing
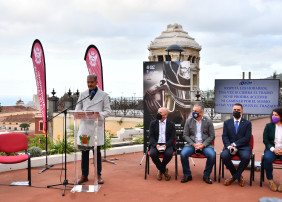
[263,107,282,192]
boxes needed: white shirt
[271,124,282,151]
[158,119,166,144]
[195,118,203,143]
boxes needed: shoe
[203,176,213,184]
[238,176,245,187]
[156,170,162,181]
[78,176,88,185]
[181,175,192,183]
[164,168,171,181]
[278,183,282,192]
[224,177,235,186]
[269,180,277,192]
[98,176,104,184]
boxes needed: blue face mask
[192,112,199,119]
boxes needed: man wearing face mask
[180,104,215,184]
[221,103,252,187]
[149,107,176,181]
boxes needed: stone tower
[148,23,201,98]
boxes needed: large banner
[143,61,191,151]
[84,45,103,90]
[214,79,280,114]
[31,39,47,133]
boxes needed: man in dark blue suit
[221,103,252,186]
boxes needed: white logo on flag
[34,47,42,64]
[88,51,98,67]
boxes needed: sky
[0,0,282,106]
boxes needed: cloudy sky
[0,0,281,106]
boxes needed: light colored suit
[183,114,215,148]
[75,88,111,146]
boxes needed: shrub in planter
[27,146,42,158]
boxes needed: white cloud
[0,0,282,105]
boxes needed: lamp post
[195,91,201,101]
[165,44,184,61]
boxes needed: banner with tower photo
[143,61,191,151]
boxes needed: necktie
[235,121,239,134]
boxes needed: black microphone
[90,90,96,100]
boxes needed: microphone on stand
[90,90,96,100]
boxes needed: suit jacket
[183,115,215,148]
[263,122,276,151]
[149,119,176,148]
[222,117,252,150]
[75,88,111,146]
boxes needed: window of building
[9,127,11,130]
[192,56,196,63]
[158,55,164,61]
[188,55,191,61]
[39,121,44,131]
[193,74,198,90]
[16,123,18,125]
[14,127,17,130]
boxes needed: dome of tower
[148,23,201,51]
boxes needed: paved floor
[0,117,281,202]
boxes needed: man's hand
[156,145,166,151]
[274,149,281,155]
[229,146,237,155]
[193,143,204,150]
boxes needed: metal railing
[110,97,143,117]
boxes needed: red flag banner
[84,45,104,90]
[31,39,47,133]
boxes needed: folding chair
[218,135,255,185]
[145,140,177,180]
[0,132,31,186]
[189,141,216,181]
[260,154,282,187]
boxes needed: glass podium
[70,111,101,193]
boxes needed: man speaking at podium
[75,74,111,184]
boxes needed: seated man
[180,104,216,184]
[220,103,252,187]
[149,107,176,181]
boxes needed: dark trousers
[220,148,251,180]
[81,146,102,177]
[264,150,282,180]
[150,146,173,174]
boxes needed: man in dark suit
[149,107,176,181]
[221,103,252,186]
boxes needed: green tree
[0,102,2,113]
[20,123,30,131]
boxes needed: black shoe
[181,175,192,183]
[203,176,213,184]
